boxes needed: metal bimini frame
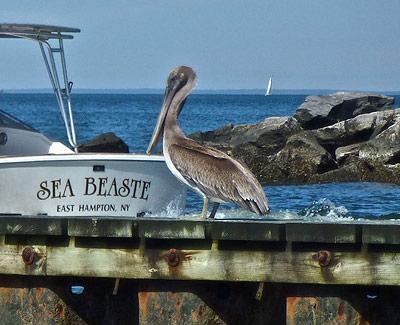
[0,24,80,151]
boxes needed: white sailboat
[265,77,272,96]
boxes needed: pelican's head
[146,66,196,154]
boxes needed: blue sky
[1,1,399,90]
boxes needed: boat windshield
[0,109,37,132]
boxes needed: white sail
[265,77,272,96]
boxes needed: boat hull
[0,154,186,217]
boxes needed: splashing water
[297,198,351,221]
[144,195,186,218]
[208,198,351,222]
[161,198,351,222]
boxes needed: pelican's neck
[164,102,185,143]
[163,79,194,145]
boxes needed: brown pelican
[147,66,270,218]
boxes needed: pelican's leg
[200,196,209,219]
[208,202,220,219]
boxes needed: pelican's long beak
[146,86,175,154]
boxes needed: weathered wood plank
[2,215,400,247]
[208,220,283,241]
[43,245,400,285]
[68,218,133,237]
[137,218,205,239]
[0,217,65,235]
[286,223,358,243]
[362,224,400,244]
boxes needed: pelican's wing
[168,141,269,215]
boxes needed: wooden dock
[1,215,400,324]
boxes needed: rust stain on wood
[286,296,298,320]
[138,291,149,321]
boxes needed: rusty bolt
[54,303,64,316]
[21,246,37,265]
[313,250,332,267]
[166,248,181,267]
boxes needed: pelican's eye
[169,73,186,89]
[169,76,177,88]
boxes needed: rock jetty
[190,92,400,185]
[78,132,129,153]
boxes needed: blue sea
[1,93,400,220]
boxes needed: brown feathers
[168,138,269,215]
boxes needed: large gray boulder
[359,118,400,164]
[230,116,301,149]
[190,124,249,151]
[294,92,394,129]
[190,116,301,156]
[231,117,302,166]
[78,132,129,153]
[335,142,365,165]
[263,131,336,183]
[313,109,399,154]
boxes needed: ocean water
[1,93,400,220]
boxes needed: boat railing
[39,39,77,150]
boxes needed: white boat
[0,23,186,217]
[265,77,272,96]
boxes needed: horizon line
[2,87,400,94]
